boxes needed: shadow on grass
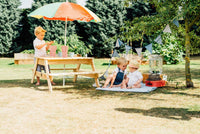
[0,78,159,99]
[8,62,15,65]
[163,68,200,81]
[0,78,96,92]
[0,78,199,100]
[154,87,200,98]
[101,63,115,66]
[115,107,200,121]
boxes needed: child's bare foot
[102,84,107,88]
[121,85,126,89]
[35,82,40,86]
[51,81,56,85]
[127,86,135,89]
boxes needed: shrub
[21,49,34,54]
[66,34,92,56]
[152,33,184,64]
[52,34,92,56]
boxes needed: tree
[79,0,127,57]
[15,9,34,52]
[180,0,200,87]
[121,1,155,49]
[126,1,156,21]
[0,0,21,56]
[121,0,200,87]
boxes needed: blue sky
[19,0,87,9]
[19,0,33,8]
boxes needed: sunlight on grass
[188,105,200,111]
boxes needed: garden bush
[21,49,34,54]
[52,34,92,56]
[153,33,184,64]
[66,34,92,56]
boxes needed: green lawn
[1,57,200,88]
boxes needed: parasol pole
[64,17,67,46]
[64,0,69,46]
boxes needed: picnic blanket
[96,83,157,93]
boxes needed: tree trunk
[185,22,194,88]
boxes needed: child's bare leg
[36,76,40,85]
[128,83,141,88]
[103,75,112,88]
[112,84,122,87]
[121,80,127,89]
[50,76,56,85]
[121,78,128,89]
[51,81,56,85]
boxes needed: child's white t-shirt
[33,38,46,57]
[127,70,143,87]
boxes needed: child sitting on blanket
[103,57,128,88]
[122,60,143,89]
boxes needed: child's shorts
[34,57,50,73]
[36,64,50,73]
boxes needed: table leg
[31,58,38,83]
[63,64,65,86]
[91,59,96,71]
[91,59,100,87]
[73,64,81,82]
[44,60,52,92]
[95,78,100,87]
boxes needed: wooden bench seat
[49,71,99,87]
[31,67,77,72]
[35,70,99,87]
[50,68,76,71]
[49,71,99,78]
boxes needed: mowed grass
[0,57,200,134]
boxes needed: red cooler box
[145,80,166,87]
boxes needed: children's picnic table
[31,57,100,92]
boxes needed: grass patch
[0,57,200,88]
[188,105,200,111]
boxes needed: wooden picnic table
[31,57,100,92]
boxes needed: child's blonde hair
[129,59,140,69]
[116,57,128,65]
[34,26,46,35]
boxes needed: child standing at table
[33,26,55,86]
[103,57,128,88]
[122,60,143,88]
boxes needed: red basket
[145,80,166,87]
